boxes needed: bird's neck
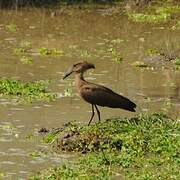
[75,72,86,91]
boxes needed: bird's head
[63,61,95,79]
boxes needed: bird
[63,61,136,125]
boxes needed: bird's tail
[109,94,136,112]
[123,100,136,112]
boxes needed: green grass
[0,79,57,103]
[30,113,180,179]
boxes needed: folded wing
[80,84,136,112]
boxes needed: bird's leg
[94,105,101,123]
[88,104,95,126]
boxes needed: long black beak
[63,66,73,80]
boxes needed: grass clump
[31,113,180,179]
[0,79,57,103]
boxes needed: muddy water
[0,7,179,179]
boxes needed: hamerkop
[63,61,136,125]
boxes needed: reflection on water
[0,8,179,179]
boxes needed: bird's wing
[80,84,136,111]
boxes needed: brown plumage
[63,61,136,125]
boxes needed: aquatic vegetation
[174,58,180,66]
[13,41,32,56]
[0,79,57,103]
[5,23,17,32]
[15,45,64,64]
[127,4,180,24]
[162,98,175,112]
[29,150,47,158]
[107,47,123,63]
[20,40,32,48]
[39,47,64,56]
[79,49,92,58]
[31,113,179,179]
[110,38,125,44]
[174,65,180,71]
[13,42,33,64]
[105,38,125,63]
[59,83,73,98]
[0,123,17,136]
[145,48,160,56]
[155,5,180,14]
[127,12,171,23]
[20,56,33,64]
[63,88,73,97]
[144,48,180,70]
[0,172,5,179]
[13,47,27,56]
[131,61,149,68]
[171,21,180,30]
[173,58,180,71]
